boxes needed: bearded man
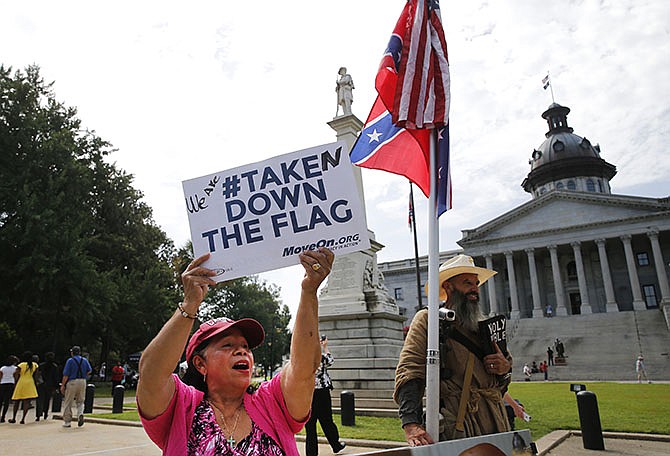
[394,255,513,446]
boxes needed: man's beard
[448,288,483,333]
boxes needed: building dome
[521,103,616,197]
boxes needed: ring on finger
[312,263,321,271]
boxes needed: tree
[173,243,292,377]
[0,65,178,364]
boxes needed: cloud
[2,0,668,321]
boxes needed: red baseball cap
[186,317,265,362]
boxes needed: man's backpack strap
[454,352,475,434]
[450,329,487,361]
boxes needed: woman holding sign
[137,247,334,455]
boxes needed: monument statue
[335,67,354,117]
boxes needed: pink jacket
[139,374,306,455]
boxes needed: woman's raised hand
[299,247,334,293]
[182,253,218,306]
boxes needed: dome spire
[542,103,573,137]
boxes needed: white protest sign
[182,141,370,281]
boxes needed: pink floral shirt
[187,399,285,455]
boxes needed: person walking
[305,335,346,456]
[111,361,125,389]
[0,355,19,423]
[60,346,92,427]
[39,352,61,420]
[547,346,554,366]
[31,354,44,420]
[539,361,549,381]
[9,351,39,424]
[636,355,651,383]
[98,362,106,382]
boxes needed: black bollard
[52,387,62,413]
[576,391,605,450]
[340,390,355,426]
[112,385,125,414]
[84,383,95,414]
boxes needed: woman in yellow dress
[9,351,39,424]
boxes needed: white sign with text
[182,141,370,281]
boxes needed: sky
[3,1,669,320]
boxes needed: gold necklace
[209,400,243,447]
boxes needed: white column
[570,241,591,314]
[525,248,544,318]
[620,234,646,310]
[647,229,670,307]
[504,251,520,319]
[485,254,499,315]
[595,238,618,312]
[548,244,567,316]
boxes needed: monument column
[620,234,646,310]
[595,238,618,312]
[485,254,499,315]
[570,241,591,314]
[525,248,544,318]
[548,244,567,316]
[647,229,670,307]
[318,81,405,392]
[327,115,367,225]
[504,251,520,319]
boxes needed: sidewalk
[2,404,668,455]
[0,405,392,455]
[538,430,670,456]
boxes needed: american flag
[394,0,450,129]
[350,0,451,215]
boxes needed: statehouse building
[379,102,670,329]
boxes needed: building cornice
[460,190,669,244]
[459,211,670,250]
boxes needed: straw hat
[425,254,497,301]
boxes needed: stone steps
[508,309,670,381]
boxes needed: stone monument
[335,67,355,117]
[319,69,405,392]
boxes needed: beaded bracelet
[178,302,197,319]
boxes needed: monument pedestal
[319,235,405,390]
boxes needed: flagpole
[426,129,440,440]
[409,182,423,309]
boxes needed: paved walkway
[540,430,670,456]
[0,406,391,455]
[2,405,668,455]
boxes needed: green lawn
[93,382,670,442]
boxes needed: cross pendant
[227,435,235,446]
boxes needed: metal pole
[425,130,440,439]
